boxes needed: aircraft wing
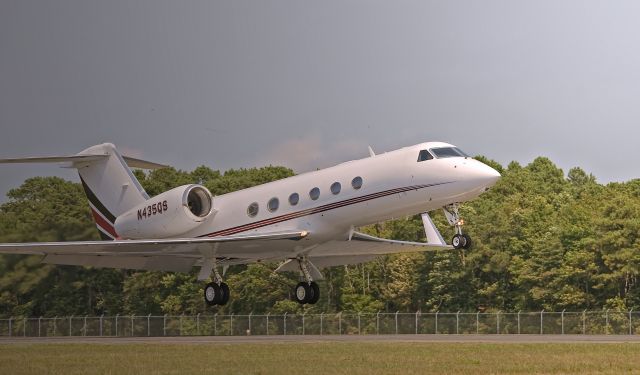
[0,230,309,273]
[276,231,454,274]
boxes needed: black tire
[219,282,230,306]
[452,234,464,249]
[204,282,220,306]
[462,234,472,249]
[308,282,320,304]
[294,282,309,304]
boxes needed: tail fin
[0,143,168,240]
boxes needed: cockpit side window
[417,150,434,162]
[430,147,469,159]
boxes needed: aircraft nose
[478,163,501,187]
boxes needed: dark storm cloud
[2,1,640,201]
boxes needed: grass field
[2,342,640,374]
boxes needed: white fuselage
[182,142,500,250]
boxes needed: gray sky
[2,1,640,201]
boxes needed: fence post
[163,314,166,336]
[358,313,361,335]
[283,313,287,336]
[435,311,439,334]
[9,317,12,337]
[630,309,633,336]
[116,314,119,337]
[517,311,521,334]
[230,313,234,336]
[301,312,304,336]
[38,317,42,337]
[561,309,565,335]
[249,312,253,335]
[320,313,323,336]
[180,314,183,336]
[605,309,609,335]
[282,312,287,336]
[53,316,57,337]
[415,311,419,335]
[476,311,479,334]
[69,315,73,336]
[83,316,87,336]
[99,314,104,337]
[376,311,380,335]
[497,311,500,334]
[456,311,460,335]
[196,313,200,336]
[23,317,26,337]
[395,311,399,335]
[147,314,151,337]
[339,312,342,335]
[214,313,218,336]
[583,310,586,335]
[266,313,269,336]
[540,310,544,335]
[131,315,134,337]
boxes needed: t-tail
[0,143,168,240]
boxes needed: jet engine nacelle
[114,184,214,239]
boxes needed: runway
[3,334,640,345]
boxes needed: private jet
[0,141,500,306]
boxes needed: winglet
[421,213,447,246]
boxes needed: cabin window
[351,176,363,190]
[330,182,341,195]
[417,149,433,162]
[289,192,299,206]
[267,197,279,212]
[247,202,259,217]
[309,187,320,200]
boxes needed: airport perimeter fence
[1,310,640,337]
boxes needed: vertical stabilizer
[75,143,149,240]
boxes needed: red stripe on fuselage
[201,182,451,238]
[90,208,118,238]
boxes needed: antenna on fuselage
[368,146,375,157]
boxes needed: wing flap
[43,254,197,272]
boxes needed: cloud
[260,136,369,173]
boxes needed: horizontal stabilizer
[0,154,168,169]
[0,155,107,164]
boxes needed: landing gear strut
[204,265,230,306]
[293,258,320,305]
[443,203,472,250]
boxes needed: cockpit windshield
[430,147,469,159]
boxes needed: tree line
[1,156,639,317]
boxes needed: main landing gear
[443,203,472,250]
[204,266,230,306]
[293,259,320,305]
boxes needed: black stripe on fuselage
[80,176,117,223]
[200,182,453,237]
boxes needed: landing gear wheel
[462,234,472,249]
[204,282,221,306]
[308,282,320,305]
[219,282,230,306]
[294,282,311,304]
[452,234,466,249]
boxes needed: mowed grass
[2,342,640,374]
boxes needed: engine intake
[114,184,214,239]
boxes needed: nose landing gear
[443,203,472,249]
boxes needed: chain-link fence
[1,310,638,337]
